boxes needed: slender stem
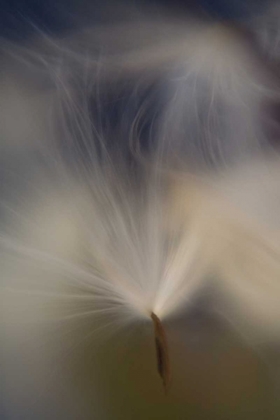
[151,312,171,393]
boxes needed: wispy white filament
[2,4,280,418]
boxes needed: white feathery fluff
[2,5,280,418]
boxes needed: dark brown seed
[151,312,171,393]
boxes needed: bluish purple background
[0,0,268,40]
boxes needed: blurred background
[0,0,270,40]
[1,1,280,419]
